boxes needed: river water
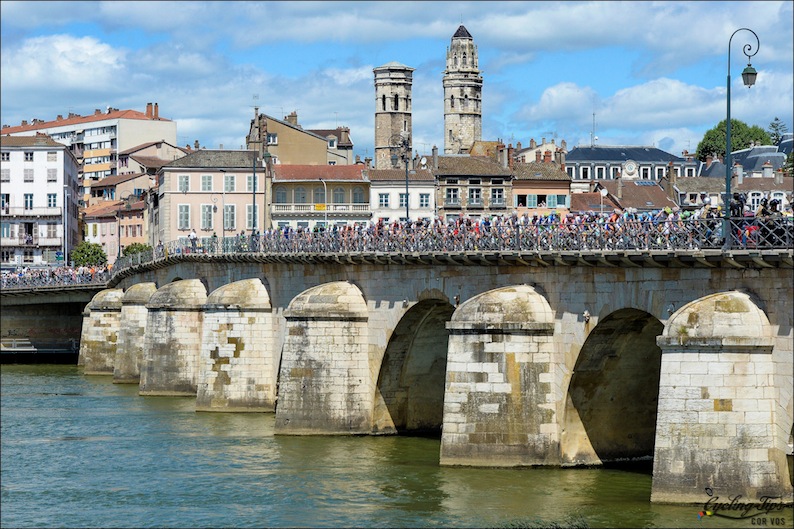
[1,364,789,528]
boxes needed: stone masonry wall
[114,283,157,384]
[81,289,123,375]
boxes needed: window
[224,204,235,231]
[328,161,336,166]
[201,204,213,230]
[656,167,666,180]
[24,169,34,182]
[247,174,256,192]
[469,179,481,185]
[201,175,212,191]
[266,133,278,145]
[555,195,568,207]
[419,193,430,208]
[47,223,57,238]
[24,152,33,162]
[328,138,337,149]
[294,187,307,203]
[399,193,408,208]
[333,187,344,204]
[1,223,10,238]
[275,187,287,204]
[246,204,258,230]
[686,167,695,177]
[178,175,189,193]
[611,167,620,179]
[352,187,365,204]
[47,194,56,208]
[450,95,455,108]
[580,167,590,179]
[491,188,504,205]
[24,194,33,209]
[641,167,651,179]
[1,169,9,182]
[446,188,459,205]
[47,151,57,162]
[596,167,605,179]
[92,224,98,238]
[224,174,235,193]
[47,169,57,182]
[379,193,390,208]
[1,152,9,161]
[469,188,482,205]
[313,187,325,204]
[0,194,8,210]
[178,204,190,230]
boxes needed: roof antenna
[590,112,597,147]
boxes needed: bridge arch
[562,307,663,467]
[373,298,455,436]
[274,281,371,434]
[440,284,557,467]
[80,288,124,375]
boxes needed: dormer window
[328,138,337,149]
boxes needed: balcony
[468,200,484,209]
[444,200,461,208]
[490,200,507,209]
[272,203,371,216]
[1,206,63,218]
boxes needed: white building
[366,166,436,223]
[1,135,80,266]
[1,103,176,205]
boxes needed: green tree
[71,241,108,266]
[784,151,794,177]
[767,117,789,145]
[695,119,772,162]
[122,242,152,257]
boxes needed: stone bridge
[15,247,794,504]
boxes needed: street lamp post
[219,169,226,239]
[251,154,257,232]
[723,28,759,250]
[62,184,69,267]
[319,178,328,227]
[390,134,411,222]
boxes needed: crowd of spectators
[1,265,111,289]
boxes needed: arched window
[464,95,468,109]
[394,94,399,111]
[382,95,386,111]
[462,52,467,67]
[450,95,455,108]
[275,186,287,204]
[352,186,365,204]
[333,187,344,204]
[314,186,326,204]
[453,54,458,68]
[294,186,307,204]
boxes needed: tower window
[463,52,467,66]
[450,95,455,108]
[394,94,399,111]
[382,95,386,111]
[454,54,458,68]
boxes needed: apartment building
[1,103,176,204]
[0,135,80,266]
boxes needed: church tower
[373,62,414,169]
[443,25,483,154]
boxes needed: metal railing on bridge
[112,216,793,276]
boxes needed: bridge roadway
[2,245,793,505]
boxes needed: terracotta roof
[366,168,435,182]
[82,201,123,219]
[569,192,622,213]
[2,108,171,134]
[1,134,66,148]
[596,180,678,211]
[273,164,367,182]
[91,173,147,189]
[435,156,512,177]
[119,140,188,156]
[513,162,571,182]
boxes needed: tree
[695,119,773,162]
[784,151,794,178]
[767,117,789,146]
[122,242,152,257]
[71,241,107,266]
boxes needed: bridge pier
[275,281,372,434]
[80,289,123,375]
[196,278,276,412]
[139,279,207,396]
[113,283,157,384]
[651,291,788,503]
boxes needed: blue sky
[1,1,792,159]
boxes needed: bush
[70,241,108,266]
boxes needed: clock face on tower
[624,160,637,175]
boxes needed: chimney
[57,115,63,121]
[146,103,153,118]
[95,109,102,115]
[285,111,299,126]
[432,145,439,170]
[340,127,350,144]
[762,160,773,178]
[775,169,784,184]
[535,150,542,162]
[617,177,623,200]
[543,150,552,163]
[530,138,537,149]
[501,146,508,169]
[154,103,159,119]
[706,154,713,167]
[516,141,522,151]
[666,162,676,201]
[194,140,200,149]
[364,156,372,168]
[561,139,567,150]
[507,144,514,169]
[735,163,743,185]
[21,120,27,126]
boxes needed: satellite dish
[420,156,427,166]
[600,188,608,197]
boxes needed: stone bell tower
[373,62,414,169]
[443,25,483,154]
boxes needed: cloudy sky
[1,1,792,159]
